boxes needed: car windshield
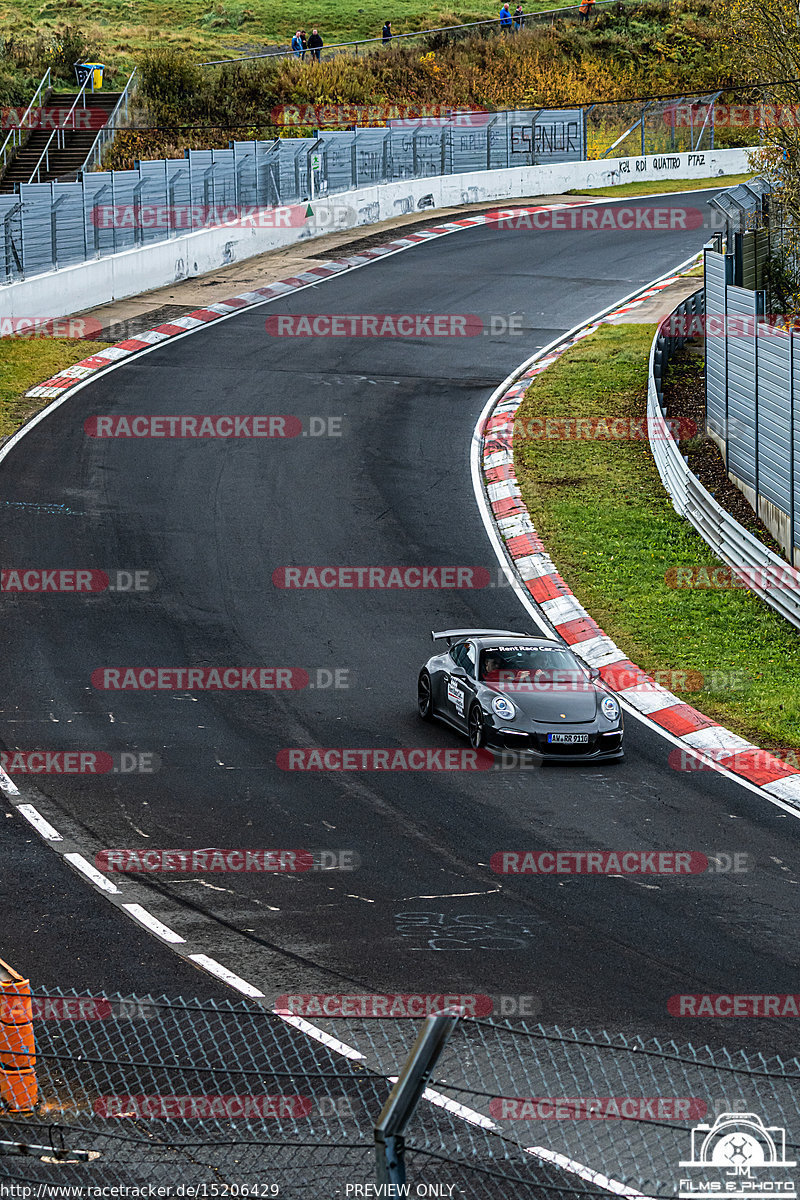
[479,646,589,689]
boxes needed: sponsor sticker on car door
[447,676,466,718]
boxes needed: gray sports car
[417,628,624,762]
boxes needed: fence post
[132,178,144,247]
[3,202,22,280]
[791,329,796,565]
[49,190,67,269]
[374,1012,458,1185]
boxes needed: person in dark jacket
[382,20,392,42]
[513,3,524,29]
[307,28,323,60]
[299,29,308,58]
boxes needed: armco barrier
[0,146,752,322]
[648,288,800,632]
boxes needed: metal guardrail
[201,0,652,66]
[26,73,92,184]
[81,69,138,175]
[648,288,800,632]
[0,67,51,173]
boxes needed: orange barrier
[0,957,37,1111]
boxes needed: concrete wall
[1,147,752,320]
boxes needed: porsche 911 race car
[417,629,624,762]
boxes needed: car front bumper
[484,726,624,761]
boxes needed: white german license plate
[547,733,589,745]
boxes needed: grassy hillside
[0,0,578,76]
[93,1,739,167]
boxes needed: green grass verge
[0,339,109,439]
[512,323,800,750]
[570,172,755,197]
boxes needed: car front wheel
[468,704,485,749]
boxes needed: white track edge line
[16,803,62,840]
[121,902,186,943]
[526,1146,653,1198]
[0,206,747,1191]
[188,954,265,998]
[470,255,800,820]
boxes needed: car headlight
[601,696,620,722]
[492,695,516,720]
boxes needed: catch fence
[0,92,755,286]
[2,991,799,1195]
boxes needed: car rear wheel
[417,671,434,721]
[468,704,485,749]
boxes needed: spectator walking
[291,29,303,57]
[307,27,323,60]
[499,3,513,31]
[382,20,392,42]
[300,29,308,58]
[513,3,524,29]
[578,0,595,21]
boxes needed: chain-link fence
[2,991,799,1195]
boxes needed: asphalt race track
[2,190,798,1054]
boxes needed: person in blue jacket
[499,3,513,30]
[291,30,303,57]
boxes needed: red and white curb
[25,204,589,401]
[5,203,586,998]
[475,264,800,816]
[1,205,711,1197]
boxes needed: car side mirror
[588,666,600,680]
[450,667,468,679]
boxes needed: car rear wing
[431,628,529,645]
